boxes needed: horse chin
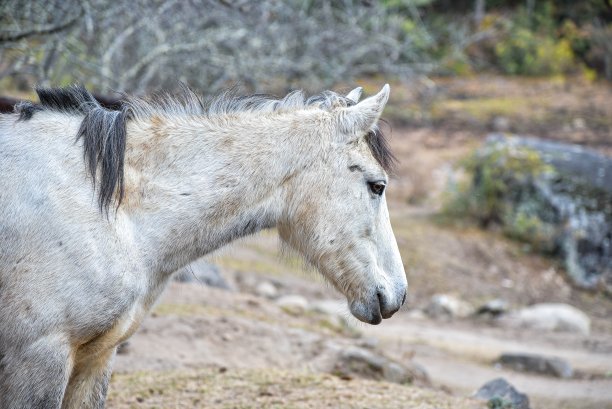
[349,299,383,325]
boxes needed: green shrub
[502,207,557,253]
[487,397,514,409]
[442,143,563,252]
[444,144,551,224]
[495,33,575,76]
[493,5,577,76]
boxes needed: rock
[356,337,379,349]
[477,299,509,317]
[572,117,586,130]
[308,300,362,337]
[276,295,309,315]
[503,303,591,335]
[476,298,510,317]
[425,294,474,319]
[403,360,430,384]
[482,135,612,292]
[492,116,511,132]
[497,353,573,378]
[332,346,428,385]
[173,259,231,289]
[474,378,530,409]
[255,281,278,299]
[116,341,130,355]
[310,299,348,316]
[406,309,427,320]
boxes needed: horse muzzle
[349,286,407,325]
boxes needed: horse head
[278,85,407,324]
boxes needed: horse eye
[368,181,386,196]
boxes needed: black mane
[18,85,127,213]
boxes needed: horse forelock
[366,123,397,174]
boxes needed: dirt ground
[108,284,483,409]
[107,75,612,408]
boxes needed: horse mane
[15,85,395,213]
[124,86,357,120]
[17,85,127,214]
[126,87,396,173]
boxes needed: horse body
[1,112,140,407]
[0,85,406,408]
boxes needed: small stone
[173,259,231,290]
[572,117,586,130]
[255,281,278,299]
[342,347,386,370]
[356,337,379,349]
[276,294,309,315]
[474,378,530,409]
[477,299,509,317]
[503,303,591,335]
[492,116,511,132]
[116,341,130,355]
[310,299,347,316]
[425,294,474,319]
[405,361,430,383]
[406,309,426,320]
[384,362,409,384]
[497,353,573,378]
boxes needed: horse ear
[346,87,363,103]
[340,84,389,135]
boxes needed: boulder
[332,346,429,385]
[480,135,612,292]
[502,303,590,335]
[497,353,573,378]
[173,259,231,290]
[474,378,530,409]
[425,294,474,319]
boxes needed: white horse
[0,84,407,408]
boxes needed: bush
[495,31,575,76]
[493,5,577,76]
[443,144,551,226]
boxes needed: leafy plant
[487,396,514,409]
[443,144,551,226]
[493,4,576,76]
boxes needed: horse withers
[0,84,407,408]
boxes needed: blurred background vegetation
[1,0,611,95]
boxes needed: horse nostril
[401,290,407,306]
[376,290,384,307]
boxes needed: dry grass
[107,367,482,409]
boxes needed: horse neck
[122,110,328,276]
